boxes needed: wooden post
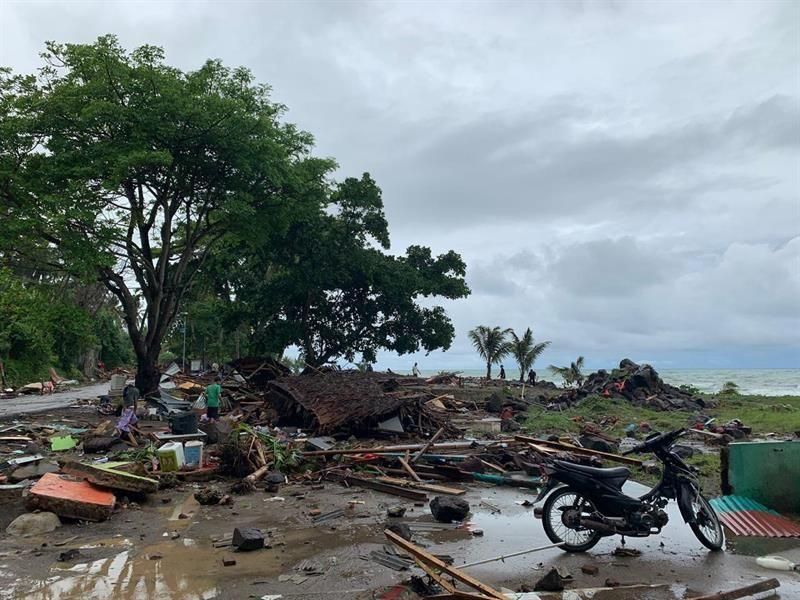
[411,427,446,463]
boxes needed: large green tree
[468,325,512,379]
[183,173,470,366]
[1,36,327,392]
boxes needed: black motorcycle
[536,428,724,552]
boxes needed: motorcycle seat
[554,460,631,480]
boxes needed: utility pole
[181,312,188,373]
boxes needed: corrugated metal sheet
[710,495,800,538]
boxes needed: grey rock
[232,527,264,551]
[429,496,470,523]
[6,512,61,536]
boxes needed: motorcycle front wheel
[541,487,603,552]
[688,493,724,551]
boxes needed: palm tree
[468,326,512,379]
[509,328,551,382]
[719,381,740,396]
[549,356,586,388]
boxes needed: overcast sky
[2,0,798,371]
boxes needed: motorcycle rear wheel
[541,487,603,552]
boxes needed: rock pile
[552,359,706,411]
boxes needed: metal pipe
[460,542,565,568]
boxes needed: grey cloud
[2,0,798,369]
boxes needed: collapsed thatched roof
[267,371,443,434]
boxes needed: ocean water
[415,368,800,397]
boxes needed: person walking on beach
[499,365,506,380]
[412,362,420,377]
[205,377,222,421]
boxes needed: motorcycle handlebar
[621,428,687,456]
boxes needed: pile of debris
[551,359,706,411]
[265,371,460,437]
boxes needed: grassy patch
[524,394,800,437]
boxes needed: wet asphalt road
[0,381,110,418]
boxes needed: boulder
[430,496,470,523]
[6,512,61,536]
[534,567,566,592]
[619,358,639,371]
[578,435,618,454]
[232,527,264,551]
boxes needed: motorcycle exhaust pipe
[580,518,617,533]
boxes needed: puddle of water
[10,523,384,600]
[165,493,201,523]
[13,541,218,600]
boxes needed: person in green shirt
[205,378,222,421]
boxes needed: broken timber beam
[384,529,505,600]
[411,427,445,464]
[302,440,502,457]
[687,578,780,600]
[345,475,428,501]
[514,435,643,466]
[399,457,423,482]
[376,476,466,496]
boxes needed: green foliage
[549,356,586,387]
[1,35,324,391]
[188,173,470,366]
[509,328,550,382]
[0,269,53,383]
[93,308,133,367]
[0,268,117,385]
[718,381,740,396]
[468,325,512,379]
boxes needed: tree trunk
[134,350,161,395]
[519,371,524,383]
[485,362,491,379]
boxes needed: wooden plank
[411,427,446,463]
[384,529,505,600]
[416,560,456,593]
[687,578,780,600]
[302,440,504,457]
[514,435,643,466]
[376,476,466,496]
[399,457,423,482]
[345,476,428,501]
[479,459,506,474]
[426,592,490,599]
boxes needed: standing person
[527,369,536,385]
[205,377,222,421]
[499,365,506,380]
[412,362,420,377]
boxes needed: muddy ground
[0,389,798,599]
[1,471,798,599]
